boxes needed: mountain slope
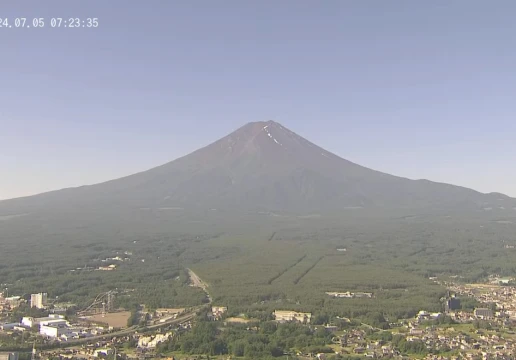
[0,120,514,216]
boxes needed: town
[2,274,516,360]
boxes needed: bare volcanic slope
[0,120,514,216]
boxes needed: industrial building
[0,323,20,331]
[30,293,48,309]
[0,353,18,360]
[21,314,66,328]
[273,310,312,323]
[445,297,461,312]
[40,323,72,338]
[155,308,185,317]
[474,308,494,319]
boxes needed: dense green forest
[1,214,516,323]
[158,317,336,358]
[0,234,210,310]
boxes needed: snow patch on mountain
[263,125,282,146]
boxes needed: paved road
[187,268,212,303]
[187,268,207,290]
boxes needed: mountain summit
[0,121,514,216]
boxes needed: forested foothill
[2,210,515,324]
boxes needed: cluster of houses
[396,323,516,359]
[0,294,24,313]
[138,331,174,348]
[68,251,133,273]
[441,279,516,325]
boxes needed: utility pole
[31,341,36,360]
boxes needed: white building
[40,323,72,338]
[273,310,312,323]
[22,314,66,328]
[30,293,48,309]
[138,332,173,348]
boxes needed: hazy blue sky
[1,1,516,200]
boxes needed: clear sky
[1,1,516,200]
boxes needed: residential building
[273,310,312,323]
[4,296,22,308]
[93,349,114,357]
[211,306,228,316]
[211,306,228,319]
[324,325,338,333]
[410,328,424,335]
[30,293,48,309]
[211,306,228,313]
[97,264,117,271]
[416,310,430,321]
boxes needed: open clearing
[225,317,257,323]
[89,311,131,328]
